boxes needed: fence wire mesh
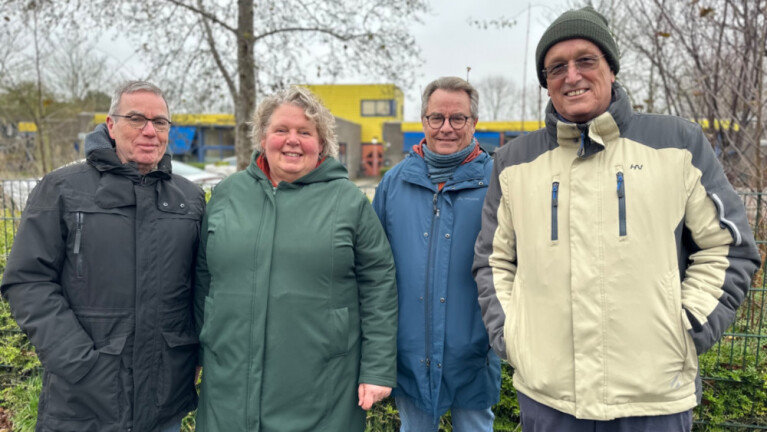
[0,180,766,429]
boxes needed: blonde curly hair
[251,86,338,159]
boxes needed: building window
[361,100,396,117]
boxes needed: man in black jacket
[1,81,205,432]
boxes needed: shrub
[366,397,400,431]
[0,373,40,432]
[363,363,520,431]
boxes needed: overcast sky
[96,0,574,121]
[393,0,573,120]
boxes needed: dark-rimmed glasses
[112,114,172,132]
[543,54,606,81]
[424,114,472,130]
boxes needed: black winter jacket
[1,129,204,432]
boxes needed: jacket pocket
[616,168,627,237]
[65,204,132,305]
[156,329,198,410]
[44,335,127,423]
[73,212,84,278]
[551,178,560,242]
[504,275,523,373]
[328,307,350,357]
[663,270,694,368]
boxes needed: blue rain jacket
[373,148,501,419]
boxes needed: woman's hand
[357,383,392,410]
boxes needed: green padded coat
[194,154,397,432]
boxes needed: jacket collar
[545,82,631,158]
[246,151,348,188]
[400,148,489,192]
[86,149,180,210]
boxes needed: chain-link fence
[1,180,766,429]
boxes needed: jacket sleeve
[194,193,215,367]
[371,175,387,228]
[472,159,515,361]
[681,126,761,355]
[1,176,98,383]
[355,197,398,388]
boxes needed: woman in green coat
[194,86,398,432]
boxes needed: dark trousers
[518,391,693,432]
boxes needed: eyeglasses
[543,54,606,81]
[424,114,472,130]
[112,114,172,132]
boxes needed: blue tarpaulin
[168,126,196,155]
[402,131,500,154]
[403,132,424,152]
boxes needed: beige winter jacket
[473,83,760,420]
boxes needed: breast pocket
[64,206,134,308]
[154,213,201,306]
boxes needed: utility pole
[521,3,532,129]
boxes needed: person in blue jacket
[373,76,501,431]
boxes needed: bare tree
[13,0,428,170]
[583,0,767,189]
[475,75,516,121]
[474,75,547,122]
[47,36,114,104]
[0,3,121,174]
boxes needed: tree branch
[253,26,369,43]
[163,0,237,33]
[196,0,236,101]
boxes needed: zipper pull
[551,182,559,241]
[617,172,625,198]
[433,193,439,217]
[425,358,431,368]
[552,182,559,207]
[73,212,83,254]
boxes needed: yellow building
[305,84,404,176]
[304,84,404,143]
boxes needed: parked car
[1,161,221,212]
[172,160,225,190]
[203,156,237,178]
[1,178,38,211]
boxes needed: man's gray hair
[420,77,479,119]
[251,86,338,159]
[108,80,170,118]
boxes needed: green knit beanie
[535,6,620,88]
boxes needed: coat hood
[246,151,349,186]
[85,123,173,181]
[84,122,173,173]
[84,123,116,156]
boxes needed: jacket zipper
[551,181,559,241]
[424,193,440,370]
[577,130,586,157]
[617,172,626,237]
[74,212,83,277]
